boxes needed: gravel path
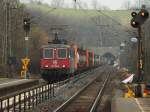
[30,67,104,112]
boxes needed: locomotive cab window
[43,48,53,59]
[57,48,67,59]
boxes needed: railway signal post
[23,17,31,58]
[21,17,31,79]
[130,5,149,97]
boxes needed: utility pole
[97,25,103,47]
[96,25,109,47]
[139,0,141,9]
[74,0,77,9]
[127,0,130,9]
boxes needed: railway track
[0,67,103,112]
[54,69,111,112]
[55,66,101,89]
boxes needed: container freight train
[40,40,102,83]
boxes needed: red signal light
[139,10,149,18]
[141,12,145,16]
[130,9,149,28]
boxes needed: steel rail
[53,66,104,98]
[54,66,101,87]
[53,76,99,112]
[53,69,107,112]
[90,72,110,112]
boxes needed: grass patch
[26,3,131,25]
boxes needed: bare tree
[101,6,110,10]
[51,0,64,8]
[144,0,150,7]
[0,1,26,61]
[92,0,100,9]
[78,0,88,9]
[121,0,131,9]
[29,0,43,5]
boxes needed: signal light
[141,12,145,16]
[131,19,139,28]
[132,21,136,25]
[23,18,30,33]
[130,9,149,28]
[131,12,137,17]
[139,10,149,18]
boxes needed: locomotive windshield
[44,48,53,58]
[57,48,67,59]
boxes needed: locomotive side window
[57,48,67,59]
[43,48,53,59]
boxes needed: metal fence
[0,83,55,112]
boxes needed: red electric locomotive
[40,38,101,83]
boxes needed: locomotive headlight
[62,65,66,68]
[45,65,49,68]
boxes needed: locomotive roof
[41,44,70,48]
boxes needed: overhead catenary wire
[29,7,57,22]
[72,0,129,46]
[73,0,131,30]
[96,10,132,31]
[30,4,73,40]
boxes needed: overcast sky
[21,0,146,10]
